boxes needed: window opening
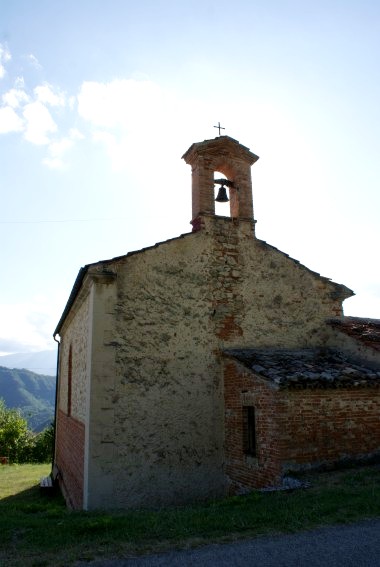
[243,406,256,456]
[67,345,72,416]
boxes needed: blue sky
[0,0,379,355]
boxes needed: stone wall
[204,215,348,349]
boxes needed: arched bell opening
[213,170,239,219]
[214,172,230,217]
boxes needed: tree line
[0,399,54,463]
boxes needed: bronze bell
[215,184,229,203]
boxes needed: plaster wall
[84,276,118,509]
[327,329,380,367]
[58,293,90,422]
[97,232,226,509]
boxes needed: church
[53,135,380,510]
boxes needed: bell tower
[182,136,259,232]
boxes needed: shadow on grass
[0,482,65,508]
[0,464,379,567]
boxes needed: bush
[0,399,54,463]
[31,424,54,463]
[0,398,30,462]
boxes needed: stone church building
[53,135,380,510]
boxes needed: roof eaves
[257,239,354,299]
[53,230,194,336]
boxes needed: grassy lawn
[0,463,379,566]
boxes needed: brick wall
[224,359,380,492]
[55,409,85,509]
[224,360,284,491]
[281,388,380,470]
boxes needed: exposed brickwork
[224,359,380,491]
[55,409,85,509]
[182,136,259,227]
[281,388,380,469]
[209,217,250,341]
[224,360,283,490]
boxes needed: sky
[0,0,380,358]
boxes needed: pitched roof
[329,317,380,352]
[224,348,380,389]
[182,135,259,166]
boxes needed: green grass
[0,464,379,566]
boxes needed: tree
[0,398,30,462]
[32,423,54,463]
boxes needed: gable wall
[86,217,345,508]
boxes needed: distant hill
[0,350,57,376]
[0,366,55,432]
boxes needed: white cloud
[43,128,84,168]
[34,83,65,107]
[92,130,127,171]
[77,78,189,171]
[43,138,73,169]
[77,78,169,130]
[0,295,62,354]
[68,127,84,140]
[0,106,24,133]
[23,101,57,144]
[2,85,29,108]
[0,44,11,79]
[26,53,42,70]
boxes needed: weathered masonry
[53,135,380,510]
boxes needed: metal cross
[214,122,225,136]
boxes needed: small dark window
[67,345,72,416]
[243,406,257,456]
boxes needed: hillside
[0,350,57,376]
[0,366,55,432]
